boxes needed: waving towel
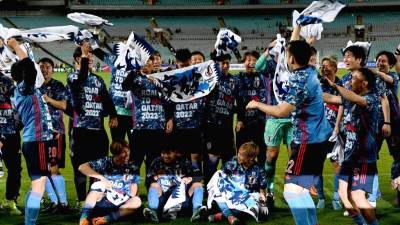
[151,60,221,103]
[295,0,346,26]
[214,28,241,57]
[156,175,186,219]
[67,12,113,26]
[271,34,291,104]
[342,40,371,60]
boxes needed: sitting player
[78,140,141,225]
[208,142,268,225]
[143,140,207,222]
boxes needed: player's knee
[150,182,161,190]
[127,196,142,209]
[192,182,203,189]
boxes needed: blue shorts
[339,161,377,193]
[22,141,52,180]
[92,198,122,217]
[284,141,328,189]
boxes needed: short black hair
[357,67,375,90]
[38,57,54,68]
[219,53,232,61]
[243,51,260,62]
[310,46,317,56]
[376,51,397,67]
[153,50,161,58]
[343,45,367,66]
[73,47,82,61]
[191,51,205,61]
[110,139,129,156]
[175,48,191,63]
[287,40,312,67]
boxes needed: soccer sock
[350,213,365,225]
[264,160,276,192]
[80,202,96,220]
[107,211,121,222]
[316,175,325,200]
[216,201,233,218]
[333,173,340,201]
[206,155,219,180]
[45,176,58,204]
[192,186,204,212]
[148,187,159,210]
[368,174,379,202]
[51,174,68,205]
[283,191,317,225]
[192,160,200,171]
[367,219,379,225]
[25,191,43,225]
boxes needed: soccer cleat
[1,200,23,216]
[191,205,207,222]
[368,201,377,208]
[79,217,90,225]
[266,192,275,209]
[42,202,58,213]
[227,216,240,225]
[92,216,109,225]
[332,200,342,210]
[208,212,223,223]
[143,207,159,223]
[317,199,326,209]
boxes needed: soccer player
[66,41,118,208]
[152,50,163,73]
[246,39,332,225]
[208,142,268,225]
[316,56,342,210]
[191,51,205,65]
[255,41,293,208]
[121,56,173,174]
[9,37,54,225]
[204,53,239,182]
[0,38,22,216]
[175,48,191,69]
[38,57,69,212]
[78,139,141,225]
[143,140,206,222]
[323,68,380,225]
[236,51,269,167]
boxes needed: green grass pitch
[0,69,399,224]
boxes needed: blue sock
[25,191,43,225]
[216,201,233,218]
[368,219,379,225]
[283,191,317,225]
[81,202,96,220]
[148,187,159,210]
[51,174,67,205]
[192,186,204,212]
[45,177,58,204]
[368,174,379,202]
[192,160,200,171]
[333,173,340,201]
[350,213,365,225]
[316,175,325,200]
[265,160,276,192]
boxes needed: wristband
[384,122,391,125]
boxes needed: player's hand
[235,121,244,132]
[382,124,391,137]
[323,76,336,88]
[100,177,112,190]
[246,100,259,110]
[6,37,18,49]
[165,119,173,134]
[182,177,192,184]
[147,75,156,84]
[109,116,118,128]
[80,41,91,57]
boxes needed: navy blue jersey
[173,97,207,130]
[66,58,117,130]
[39,79,66,134]
[343,92,381,163]
[0,74,18,135]
[207,73,239,126]
[321,76,340,128]
[146,156,201,186]
[222,156,267,193]
[89,156,140,197]
[236,71,269,124]
[386,71,399,96]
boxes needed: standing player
[246,39,332,225]
[38,57,69,212]
[9,37,54,225]
[0,39,22,216]
[191,51,205,65]
[78,140,141,225]
[66,41,118,208]
[323,68,380,225]
[204,53,239,182]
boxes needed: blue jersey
[222,156,267,193]
[343,92,381,163]
[174,98,206,130]
[39,79,66,134]
[207,73,240,126]
[101,51,132,116]
[66,68,116,130]
[13,82,53,142]
[285,66,332,144]
[385,71,399,98]
[89,156,140,197]
[127,73,169,130]
[0,74,18,135]
[237,72,269,124]
[321,77,340,128]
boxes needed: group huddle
[1,12,400,225]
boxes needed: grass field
[0,69,399,225]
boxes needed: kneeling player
[78,140,141,225]
[143,141,207,222]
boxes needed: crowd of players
[0,21,399,225]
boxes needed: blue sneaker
[317,199,325,209]
[332,200,342,210]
